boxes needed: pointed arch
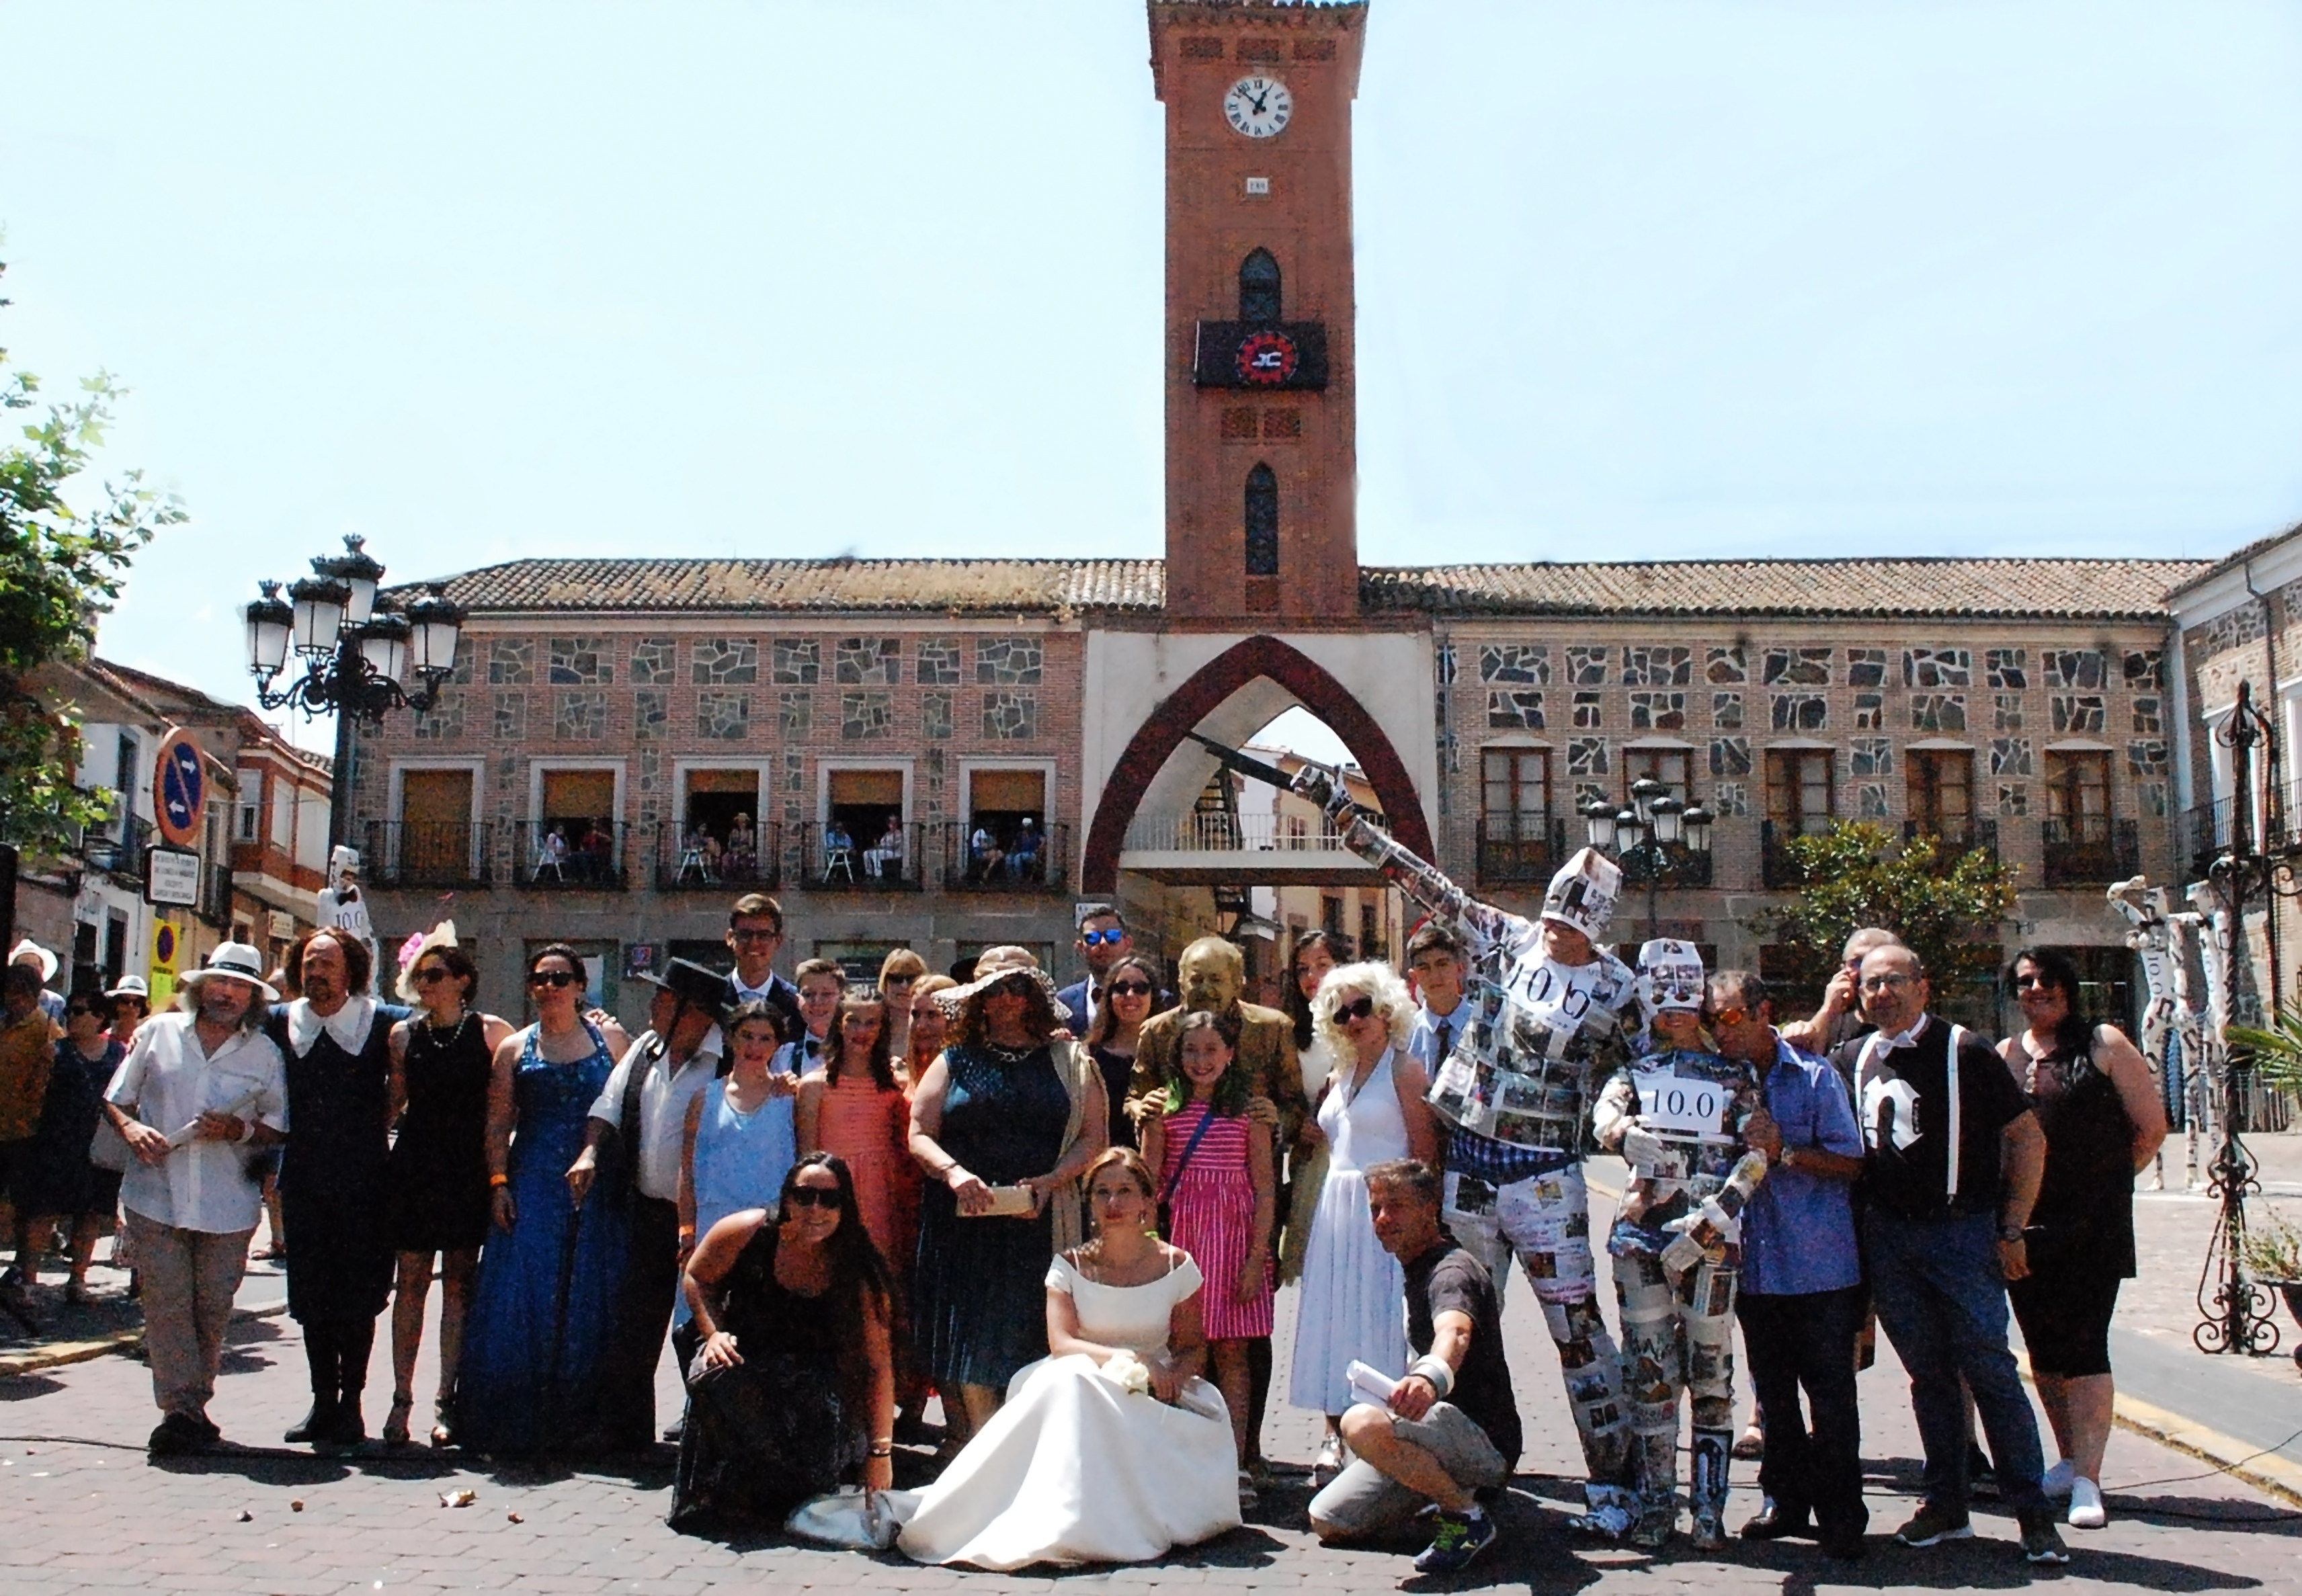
[1081,636,1434,892]
[1244,463,1279,577]
[1239,247,1282,324]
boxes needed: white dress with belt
[1288,1046,1411,1415]
[893,1251,1239,1570]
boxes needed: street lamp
[243,534,465,848]
[1584,777,1715,939]
[2193,679,2299,1357]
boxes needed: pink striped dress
[1159,1101,1273,1341]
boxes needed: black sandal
[382,1390,414,1447]
[431,1394,458,1449]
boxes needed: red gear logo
[1235,329,1299,386]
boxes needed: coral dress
[815,1071,916,1267]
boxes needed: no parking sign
[153,727,206,849]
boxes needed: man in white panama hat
[101,943,288,1455]
[9,939,66,1025]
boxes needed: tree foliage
[0,255,186,853]
[1745,821,2020,1013]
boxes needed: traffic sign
[145,846,201,907]
[153,728,206,849]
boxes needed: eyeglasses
[782,1185,838,1210]
[1337,995,1379,1023]
[1858,972,1918,995]
[1107,980,1154,998]
[529,970,581,989]
[1081,927,1126,947]
[413,968,454,986]
[1704,1007,1750,1030]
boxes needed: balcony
[656,821,781,892]
[1118,809,1380,886]
[79,816,155,882]
[1903,815,2000,873]
[941,821,1069,892]
[513,818,631,890]
[1476,816,1564,886]
[364,820,493,888]
[197,863,235,927]
[800,822,922,892]
[2042,816,2140,888]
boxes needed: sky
[5,1,2300,757]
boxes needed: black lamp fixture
[1581,773,1715,937]
[243,535,464,722]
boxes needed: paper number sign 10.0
[1631,1067,1727,1138]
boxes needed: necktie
[1434,1018,1454,1062]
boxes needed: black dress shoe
[323,1405,367,1449]
[284,1403,337,1444]
[1740,1501,1812,1540]
[148,1413,209,1456]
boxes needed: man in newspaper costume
[1592,939,1770,1549]
[315,847,382,997]
[1291,765,1641,1536]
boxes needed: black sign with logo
[1192,320,1329,390]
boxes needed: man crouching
[1309,1159,1520,1574]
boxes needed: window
[1907,749,1975,838]
[682,768,760,847]
[1244,464,1279,577]
[536,769,618,864]
[396,768,477,883]
[1481,748,1550,842]
[1765,749,1834,836]
[966,767,1044,837]
[236,771,263,842]
[1622,746,1692,804]
[1239,247,1281,323]
[114,732,138,841]
[828,768,905,839]
[2045,750,2111,843]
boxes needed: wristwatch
[1998,1225,2026,1244]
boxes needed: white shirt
[589,1027,723,1202]
[107,1012,288,1234]
[1407,999,1467,1072]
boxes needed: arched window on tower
[1244,464,1280,577]
[1239,249,1282,325]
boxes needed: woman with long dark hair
[1083,954,1161,1148]
[1282,931,1346,1056]
[1996,947,2166,1531]
[668,1152,897,1530]
[799,990,916,1266]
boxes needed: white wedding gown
[892,1251,1242,1569]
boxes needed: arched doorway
[1081,636,1434,893]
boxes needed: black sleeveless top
[717,1222,844,1368]
[2016,1032,2138,1278]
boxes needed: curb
[2108,1389,2302,1510]
[0,1297,288,1380]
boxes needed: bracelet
[1408,1355,1456,1400]
[867,1441,893,1458]
[489,1173,509,1188]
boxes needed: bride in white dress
[893,1148,1241,1569]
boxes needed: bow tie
[1871,1018,1928,1056]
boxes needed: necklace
[423,1011,473,1049]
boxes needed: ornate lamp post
[2194,679,2298,1356]
[243,534,464,847]
[1581,776,1716,939]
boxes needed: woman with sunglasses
[878,949,930,1067]
[1083,956,1161,1149]
[1289,962,1438,1483]
[1996,948,2166,1530]
[669,1152,897,1531]
[19,988,125,1305]
[453,943,633,1456]
[381,937,513,1446]
[104,976,151,1050]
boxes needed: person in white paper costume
[315,847,382,997]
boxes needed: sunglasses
[529,970,582,989]
[66,1006,98,1018]
[413,967,455,986]
[2012,973,2055,991]
[1703,1007,1749,1030]
[782,1185,839,1210]
[1107,980,1154,998]
[1081,927,1126,947]
[883,974,916,986]
[1337,995,1379,1023]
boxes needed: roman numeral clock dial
[1223,75,1292,139]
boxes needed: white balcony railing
[1121,812,1356,853]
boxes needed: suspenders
[1858,1021,1970,1202]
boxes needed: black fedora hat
[635,957,731,1023]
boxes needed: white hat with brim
[936,952,1073,1024]
[106,975,151,1002]
[8,939,58,984]
[395,921,460,1003]
[180,942,281,1003]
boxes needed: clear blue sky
[5,1,2299,747]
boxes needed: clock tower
[1151,1,1367,622]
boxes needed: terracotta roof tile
[399,555,2207,622]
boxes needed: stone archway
[1081,635,1434,892]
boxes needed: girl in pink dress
[797,991,917,1269]
[1141,1009,1276,1478]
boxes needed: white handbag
[783,1486,899,1551]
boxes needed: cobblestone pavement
[2,1187,2299,1593]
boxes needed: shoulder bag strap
[1159,1105,1225,1208]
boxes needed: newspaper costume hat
[1636,938,1707,1017]
[1539,847,1622,941]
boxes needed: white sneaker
[2041,1459,2075,1500]
[2067,1477,2106,1529]
[1311,1434,1347,1487]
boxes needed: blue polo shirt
[1739,1035,1864,1297]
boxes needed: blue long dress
[454,1022,628,1454]
[912,1042,1073,1390]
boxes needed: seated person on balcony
[864,816,905,880]
[538,826,572,880]
[969,823,1004,883]
[680,825,720,882]
[824,820,856,877]
[579,819,614,882]
[723,814,757,879]
[1006,818,1042,881]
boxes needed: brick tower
[1150,1,1367,622]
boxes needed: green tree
[0,255,185,853]
[1745,821,2020,1018]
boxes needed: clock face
[1236,329,1301,386]
[1223,75,1292,139]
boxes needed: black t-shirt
[1835,1016,2028,1219]
[1403,1242,1521,1469]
